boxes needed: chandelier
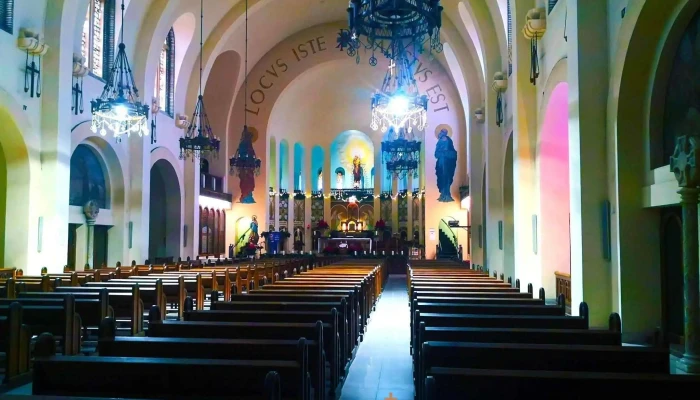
[382,126,421,178]
[337,0,443,64]
[229,126,261,176]
[91,0,149,139]
[180,0,220,159]
[229,0,261,177]
[371,56,428,133]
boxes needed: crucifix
[388,59,396,76]
[24,51,42,98]
[72,75,84,115]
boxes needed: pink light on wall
[539,82,570,294]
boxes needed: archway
[0,105,31,269]
[660,207,683,344]
[68,143,111,269]
[149,159,181,263]
[0,142,6,266]
[503,133,514,280]
[538,82,570,297]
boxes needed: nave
[3,257,700,399]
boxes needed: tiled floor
[340,275,414,400]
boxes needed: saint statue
[435,129,457,202]
[336,172,344,189]
[352,156,363,188]
[293,227,304,252]
[236,127,258,204]
[248,215,260,245]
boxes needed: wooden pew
[185,308,341,391]
[0,277,16,299]
[34,344,306,399]
[55,286,142,335]
[418,340,671,399]
[84,279,171,320]
[0,302,31,383]
[424,367,700,399]
[97,317,319,399]
[0,295,81,355]
[18,289,111,341]
[147,318,338,394]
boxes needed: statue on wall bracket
[435,127,457,202]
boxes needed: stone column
[83,201,100,270]
[670,135,700,374]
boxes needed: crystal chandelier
[90,0,149,139]
[229,0,261,177]
[371,56,428,133]
[382,126,421,178]
[337,0,443,64]
[179,0,220,160]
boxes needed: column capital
[678,186,700,204]
[670,135,700,188]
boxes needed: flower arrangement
[375,219,386,230]
[316,219,329,230]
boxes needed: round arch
[70,123,128,268]
[149,158,182,262]
[0,102,32,269]
[608,0,700,339]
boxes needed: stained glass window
[69,144,109,209]
[81,0,115,79]
[0,0,15,34]
[154,28,175,117]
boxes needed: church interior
[1,0,700,398]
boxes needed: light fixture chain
[199,0,203,97]
[244,0,248,128]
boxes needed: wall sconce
[71,54,88,115]
[492,72,508,127]
[17,28,49,98]
[522,8,547,85]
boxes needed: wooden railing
[554,271,571,314]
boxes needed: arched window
[70,144,109,209]
[200,208,209,254]
[218,212,226,254]
[155,28,175,117]
[0,0,14,34]
[81,0,116,79]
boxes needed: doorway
[660,206,683,345]
[93,225,110,268]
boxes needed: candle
[282,251,285,255]
[392,251,395,255]
[354,251,357,256]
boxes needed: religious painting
[69,144,108,209]
[293,192,305,227]
[380,195,392,228]
[330,131,374,189]
[359,204,374,228]
[278,192,289,228]
[434,125,457,202]
[412,193,421,226]
[330,204,348,231]
[398,191,408,225]
[311,196,324,224]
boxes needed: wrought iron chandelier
[371,55,428,133]
[91,0,149,139]
[382,126,421,178]
[229,0,261,176]
[179,0,220,160]
[337,0,444,65]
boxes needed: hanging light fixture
[336,0,444,65]
[371,55,428,134]
[229,0,261,177]
[91,0,149,139]
[179,0,221,160]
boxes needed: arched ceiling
[118,0,507,119]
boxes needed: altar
[318,237,373,254]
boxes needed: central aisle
[340,275,414,400]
